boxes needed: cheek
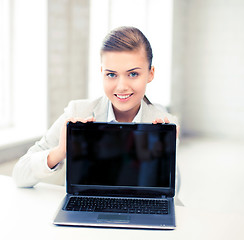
[103,79,113,93]
[134,79,148,93]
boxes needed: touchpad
[97,214,131,223]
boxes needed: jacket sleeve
[12,103,72,188]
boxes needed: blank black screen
[67,123,176,189]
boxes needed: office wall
[171,0,244,139]
[48,0,90,126]
[47,0,244,138]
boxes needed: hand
[59,117,96,158]
[152,117,180,139]
[152,116,170,124]
[47,116,96,169]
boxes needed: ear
[101,66,103,73]
[147,66,155,83]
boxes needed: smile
[115,93,133,100]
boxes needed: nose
[116,77,129,92]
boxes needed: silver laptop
[53,122,176,229]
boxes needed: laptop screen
[67,122,176,197]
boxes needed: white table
[1,175,243,240]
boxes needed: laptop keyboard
[65,197,169,215]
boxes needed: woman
[13,26,178,188]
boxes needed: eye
[107,73,117,78]
[129,72,138,78]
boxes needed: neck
[115,114,134,122]
[113,105,140,122]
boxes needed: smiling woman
[100,27,155,122]
[102,50,153,122]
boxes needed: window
[89,0,173,106]
[0,0,47,147]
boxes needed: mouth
[114,93,133,101]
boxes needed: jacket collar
[92,95,163,123]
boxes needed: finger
[75,117,88,123]
[157,118,164,123]
[152,118,164,124]
[176,126,180,139]
[86,117,96,122]
[66,118,75,124]
[164,117,170,123]
[66,118,87,124]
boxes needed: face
[101,47,154,122]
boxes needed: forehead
[101,48,148,70]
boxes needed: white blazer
[12,96,178,188]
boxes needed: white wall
[0,0,47,148]
[48,0,90,126]
[0,0,47,161]
[171,0,244,139]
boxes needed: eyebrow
[104,69,117,73]
[104,67,141,73]
[126,67,142,72]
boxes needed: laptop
[53,122,177,230]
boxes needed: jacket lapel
[141,100,162,123]
[141,100,177,123]
[93,96,109,121]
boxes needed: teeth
[116,94,131,99]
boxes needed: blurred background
[0,0,244,215]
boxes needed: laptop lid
[66,122,176,198]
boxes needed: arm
[12,109,96,188]
[12,96,96,188]
[12,112,66,188]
